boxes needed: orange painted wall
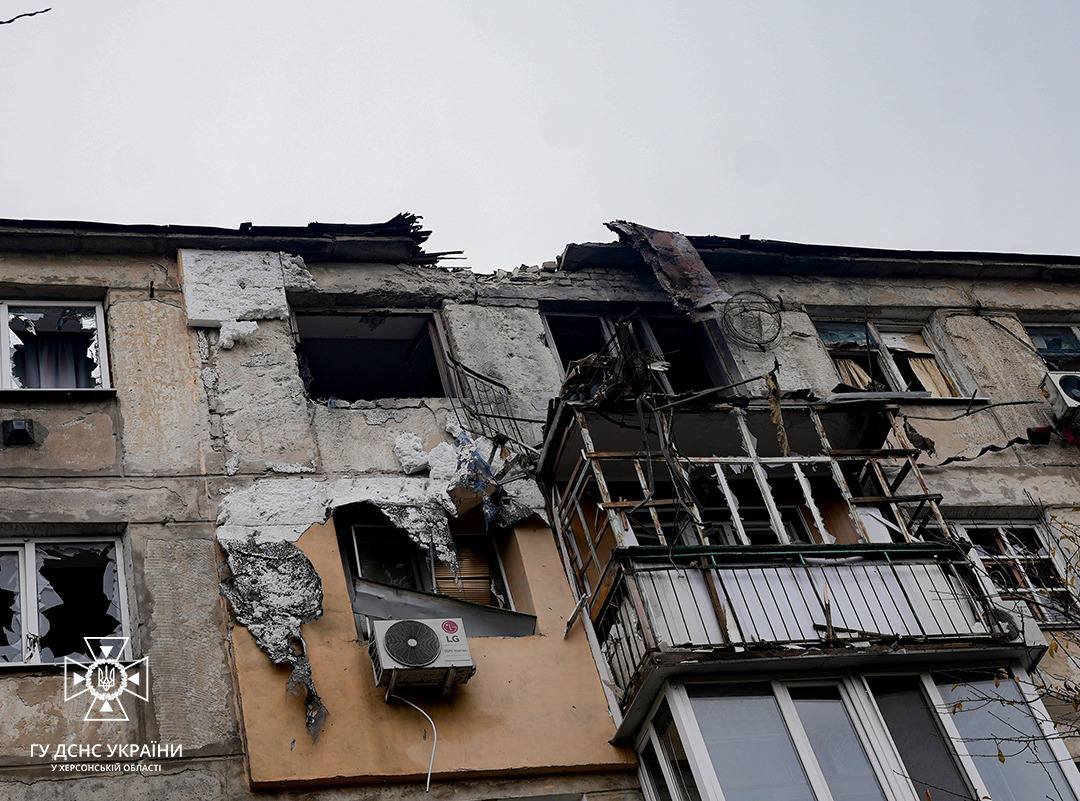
[230,518,635,788]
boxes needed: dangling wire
[391,694,438,792]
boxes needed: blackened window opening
[296,313,446,402]
[641,316,723,393]
[545,314,610,373]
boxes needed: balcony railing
[596,543,1018,713]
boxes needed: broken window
[295,312,448,402]
[816,321,959,397]
[0,537,128,665]
[0,301,108,390]
[1025,324,1080,371]
[347,511,511,610]
[955,522,1076,625]
[543,309,727,393]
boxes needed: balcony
[596,543,1045,739]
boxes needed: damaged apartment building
[2,216,1080,801]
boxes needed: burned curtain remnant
[605,221,730,316]
[8,306,101,389]
[220,537,328,739]
[0,552,21,662]
[36,542,122,662]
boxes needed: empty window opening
[0,538,128,665]
[816,321,959,397]
[543,309,727,393]
[36,542,123,662]
[637,316,724,394]
[296,313,447,402]
[346,507,511,611]
[1026,324,1080,371]
[2,302,108,390]
[544,313,610,374]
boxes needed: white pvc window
[0,300,110,390]
[638,670,1080,801]
[0,537,130,666]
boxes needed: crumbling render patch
[393,432,430,475]
[215,420,540,737]
[217,319,259,350]
[178,249,316,327]
[219,536,327,739]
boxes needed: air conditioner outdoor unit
[1041,372,1080,428]
[369,618,476,694]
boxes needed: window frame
[952,520,1077,628]
[292,307,453,402]
[0,535,131,667]
[637,669,1080,801]
[816,320,960,397]
[0,299,111,391]
[1024,323,1080,371]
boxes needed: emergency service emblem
[63,637,149,722]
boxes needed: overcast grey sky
[1,2,1077,270]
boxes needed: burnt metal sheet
[352,579,536,638]
[605,221,730,315]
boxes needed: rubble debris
[217,320,259,350]
[372,502,458,569]
[393,432,430,475]
[219,537,327,740]
[606,221,730,316]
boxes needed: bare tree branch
[0,7,51,25]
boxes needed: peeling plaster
[219,536,327,740]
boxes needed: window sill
[825,391,990,406]
[0,662,67,675]
[0,388,117,402]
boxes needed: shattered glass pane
[0,552,22,663]
[8,306,101,389]
[1028,325,1080,354]
[36,542,121,662]
[816,322,869,348]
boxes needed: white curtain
[12,332,96,388]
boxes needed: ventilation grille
[383,620,441,667]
